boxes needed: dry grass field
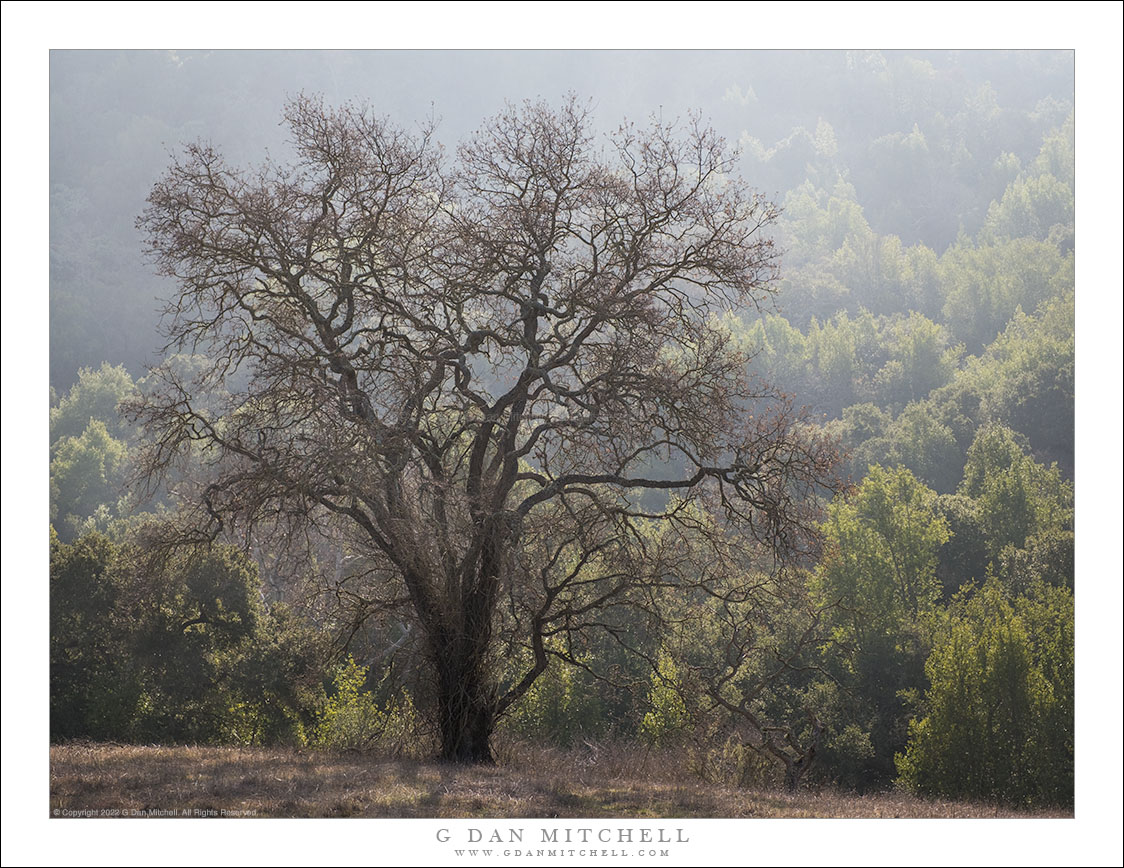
[48,742,1070,819]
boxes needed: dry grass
[49,742,1070,819]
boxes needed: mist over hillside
[50,50,1073,388]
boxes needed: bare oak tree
[131,95,839,762]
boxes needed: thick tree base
[437,728,496,765]
[435,667,497,765]
[438,750,496,766]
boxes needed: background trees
[897,577,1074,806]
[50,529,324,743]
[812,466,948,783]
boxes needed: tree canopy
[129,95,840,761]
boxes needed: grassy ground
[49,742,1069,819]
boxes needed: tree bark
[433,639,496,763]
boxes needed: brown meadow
[49,743,1070,819]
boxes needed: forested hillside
[49,50,1075,809]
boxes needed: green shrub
[896,578,1073,806]
[313,656,421,754]
[639,650,690,746]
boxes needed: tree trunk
[431,629,496,763]
[782,757,802,793]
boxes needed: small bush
[313,657,421,754]
[638,650,690,746]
